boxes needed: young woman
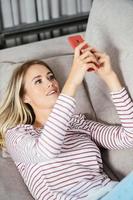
[0,41,133,200]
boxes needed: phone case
[68,35,88,49]
[68,35,97,72]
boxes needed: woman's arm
[70,87,133,150]
[90,87,133,149]
[69,49,133,150]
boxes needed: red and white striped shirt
[5,88,133,200]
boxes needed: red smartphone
[68,35,89,49]
[68,35,99,72]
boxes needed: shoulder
[5,124,35,147]
[6,124,33,136]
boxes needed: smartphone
[68,35,99,72]
[68,35,89,49]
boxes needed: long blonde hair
[0,60,53,144]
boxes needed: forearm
[61,78,78,97]
[61,63,81,97]
[86,88,133,150]
[103,71,123,92]
[38,94,76,158]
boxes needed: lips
[46,88,58,96]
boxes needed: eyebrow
[32,72,52,82]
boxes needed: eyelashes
[35,79,42,85]
[34,74,55,85]
[48,74,55,81]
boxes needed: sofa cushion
[101,148,133,180]
[84,0,133,178]
[0,150,34,200]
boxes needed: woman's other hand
[92,49,123,92]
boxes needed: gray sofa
[0,0,133,199]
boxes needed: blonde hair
[0,60,53,145]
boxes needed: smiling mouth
[47,90,58,96]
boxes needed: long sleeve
[5,94,76,163]
[69,88,133,150]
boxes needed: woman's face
[23,64,60,111]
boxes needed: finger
[81,46,93,53]
[74,41,87,57]
[98,57,106,65]
[83,56,99,66]
[82,48,103,62]
[75,41,87,51]
[93,52,105,61]
[89,48,98,54]
[90,48,97,53]
[80,50,94,60]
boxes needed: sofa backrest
[85,0,133,179]
[85,0,133,124]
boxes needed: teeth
[48,90,56,95]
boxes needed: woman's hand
[92,49,123,92]
[92,49,114,78]
[69,42,98,86]
[62,42,99,96]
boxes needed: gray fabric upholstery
[101,149,133,180]
[0,151,34,200]
[85,0,133,123]
[0,34,75,63]
[84,0,133,179]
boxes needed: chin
[49,95,59,105]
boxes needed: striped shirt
[5,88,133,200]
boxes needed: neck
[34,108,52,128]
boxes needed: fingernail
[91,49,96,52]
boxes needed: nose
[47,80,54,88]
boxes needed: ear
[23,94,31,104]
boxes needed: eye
[48,74,55,81]
[35,79,42,85]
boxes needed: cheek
[25,87,44,105]
[55,81,60,91]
